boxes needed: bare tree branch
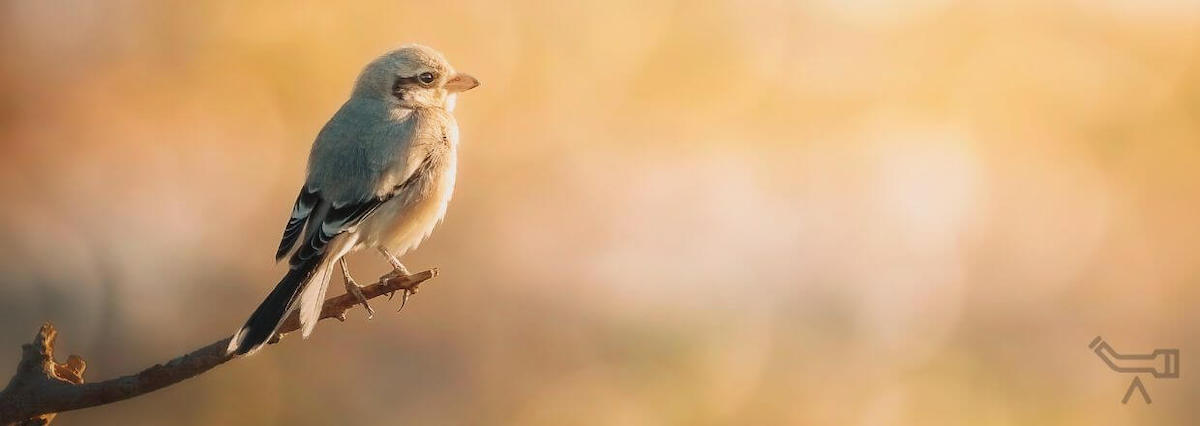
[0,269,437,425]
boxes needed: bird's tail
[227,252,336,356]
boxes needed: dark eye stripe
[392,75,421,92]
[393,72,438,88]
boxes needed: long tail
[227,257,322,356]
[231,196,370,356]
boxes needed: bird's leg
[377,247,416,308]
[341,258,375,319]
[378,246,411,278]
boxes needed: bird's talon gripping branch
[398,289,413,312]
[383,270,409,300]
[347,283,375,319]
[340,258,375,319]
[396,280,426,312]
[378,246,412,303]
[381,266,411,301]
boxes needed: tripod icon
[1089,336,1179,404]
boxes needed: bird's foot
[381,264,412,300]
[395,284,423,312]
[343,277,376,320]
[380,269,422,311]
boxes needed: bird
[227,44,479,356]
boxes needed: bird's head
[352,44,479,110]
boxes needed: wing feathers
[275,187,321,261]
[288,196,385,268]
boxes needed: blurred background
[1,0,1199,424]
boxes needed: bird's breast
[356,144,457,255]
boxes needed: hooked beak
[444,73,480,93]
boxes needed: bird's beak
[444,73,480,93]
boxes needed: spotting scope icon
[1089,336,1179,404]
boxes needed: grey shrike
[228,44,479,356]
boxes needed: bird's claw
[396,282,423,312]
[397,288,413,312]
[382,268,411,300]
[375,255,416,311]
[344,279,375,320]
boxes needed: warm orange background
[2,1,1198,424]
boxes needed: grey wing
[276,100,432,264]
[286,165,432,268]
[287,194,382,267]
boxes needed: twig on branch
[0,269,437,425]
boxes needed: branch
[0,269,437,425]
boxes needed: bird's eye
[418,72,437,85]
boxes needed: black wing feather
[275,187,321,261]
[287,159,428,267]
[287,198,386,267]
